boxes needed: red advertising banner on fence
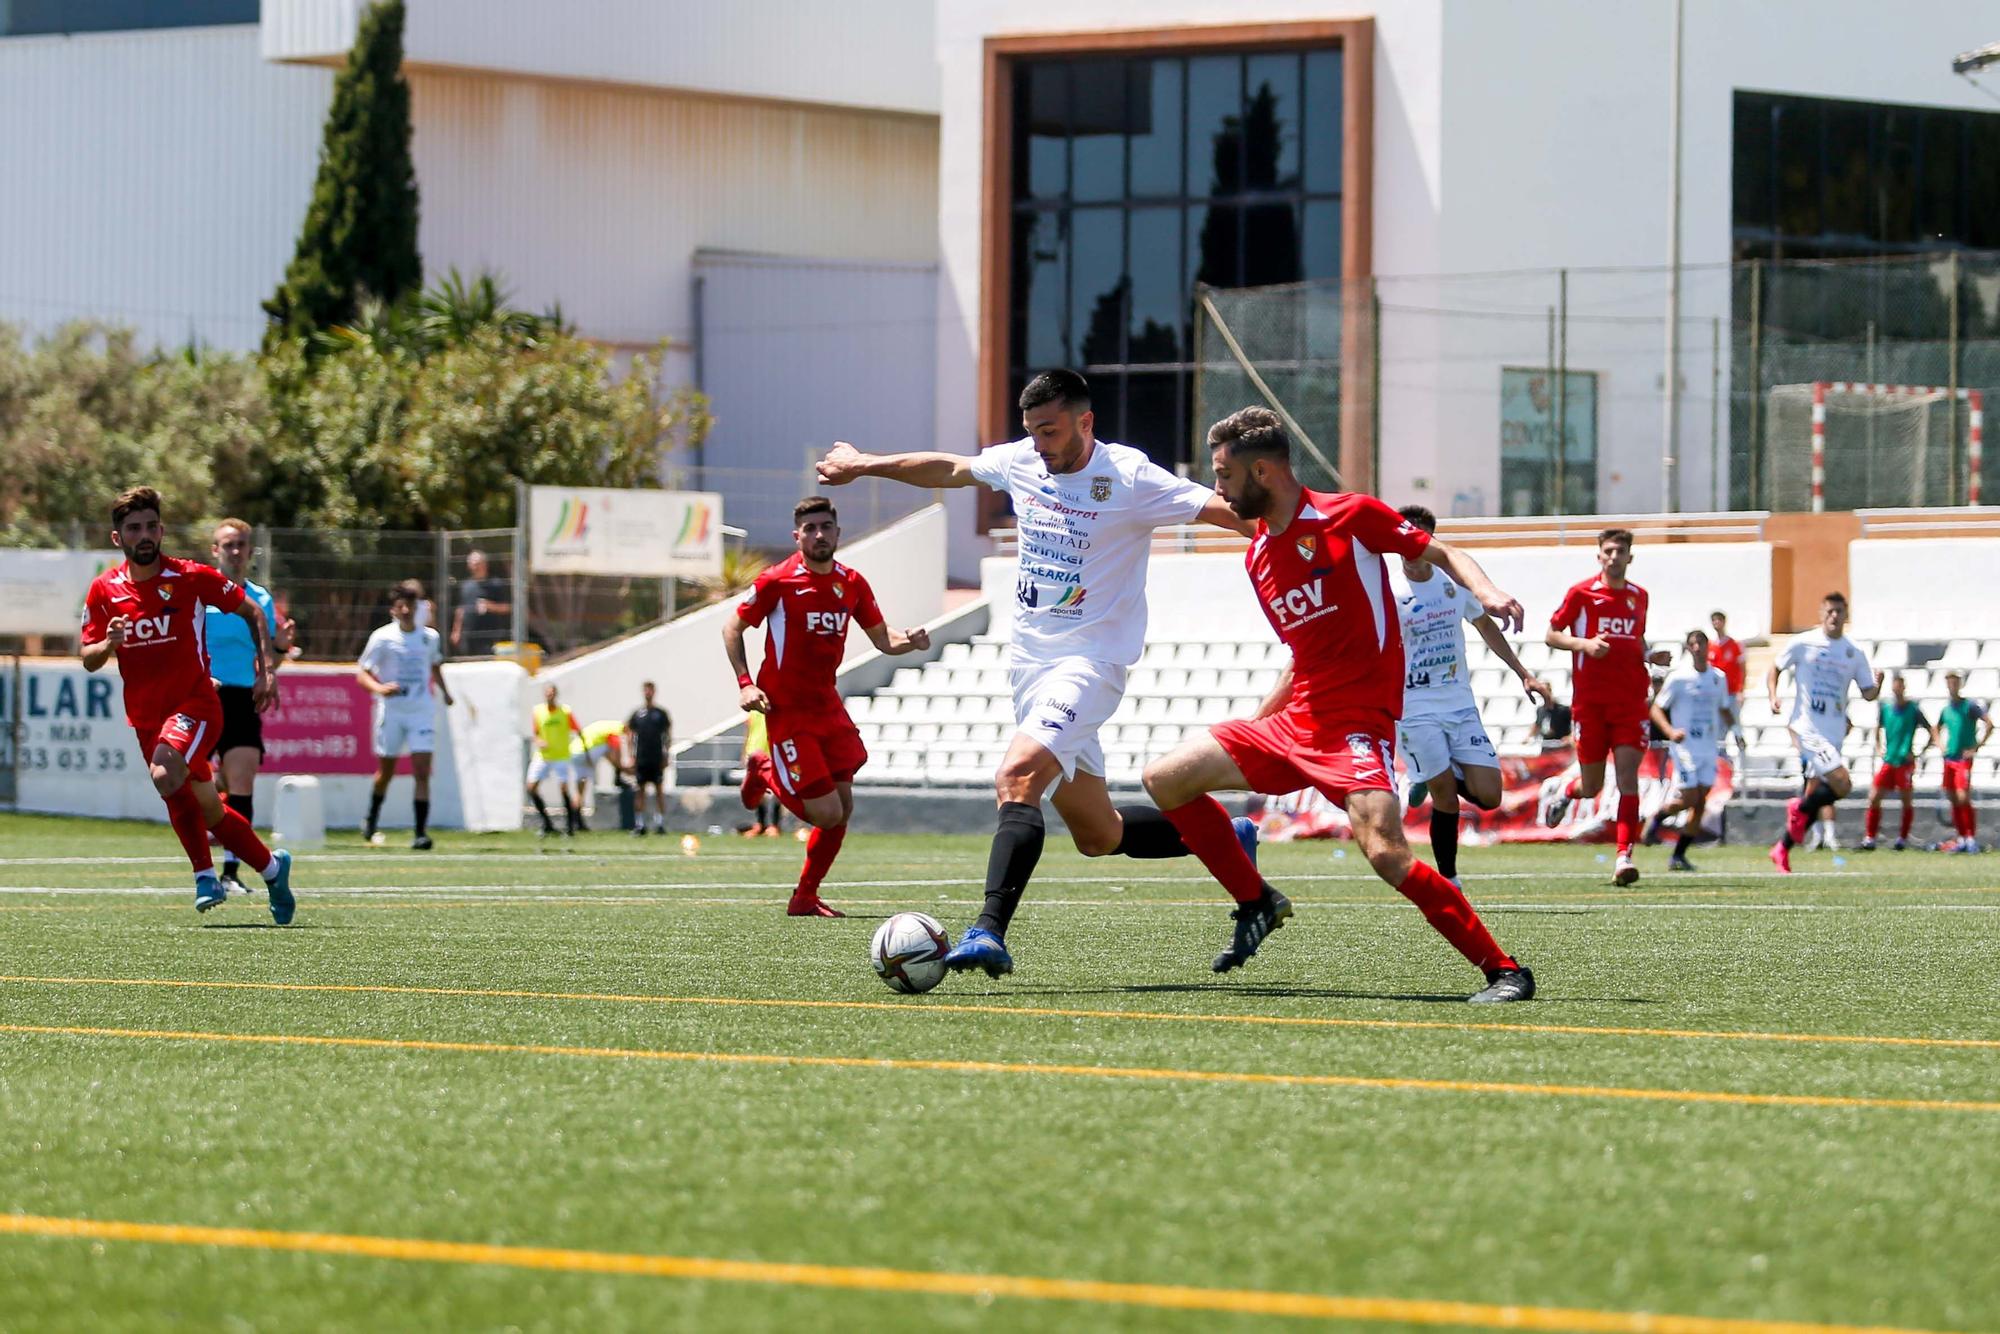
[1251,746,1733,844]
[261,670,381,775]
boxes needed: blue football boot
[194,871,226,914]
[263,849,296,926]
[942,924,1014,978]
[1231,816,1260,867]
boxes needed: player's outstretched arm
[1194,494,1256,536]
[431,662,454,709]
[1473,616,1551,702]
[863,621,932,657]
[721,613,772,713]
[1419,540,1523,632]
[236,600,278,712]
[816,441,979,490]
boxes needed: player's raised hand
[1582,635,1612,659]
[739,683,772,714]
[816,442,870,486]
[104,615,130,647]
[906,627,931,651]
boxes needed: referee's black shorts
[213,685,264,759]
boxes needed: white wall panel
[0,27,331,350]
[262,0,939,116]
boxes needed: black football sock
[413,799,429,838]
[365,789,386,837]
[1429,807,1460,880]
[222,792,253,867]
[1801,779,1839,819]
[530,791,556,832]
[975,802,1045,938]
[1113,805,1191,858]
[1673,831,1695,860]
[761,797,781,828]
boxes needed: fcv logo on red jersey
[128,614,174,642]
[805,609,850,635]
[1268,578,1334,629]
[1600,615,1639,637]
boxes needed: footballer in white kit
[1645,629,1733,871]
[1389,506,1550,884]
[816,369,1256,979]
[355,579,453,848]
[1766,592,1881,871]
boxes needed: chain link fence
[1193,253,2000,515]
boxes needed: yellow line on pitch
[4,1022,1996,1116]
[0,1212,1970,1334]
[5,974,1995,1053]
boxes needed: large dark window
[1009,48,1343,466]
[1734,90,2000,259]
[1,1,259,37]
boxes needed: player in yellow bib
[526,683,583,837]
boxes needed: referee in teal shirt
[205,521,291,888]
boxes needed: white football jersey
[1392,567,1482,720]
[1775,629,1874,741]
[973,437,1211,667]
[359,623,442,712]
[1655,663,1729,751]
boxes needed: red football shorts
[1572,696,1648,765]
[1873,761,1914,794]
[767,712,867,802]
[1211,709,1397,807]
[1942,759,1975,795]
[133,695,223,785]
[740,752,775,808]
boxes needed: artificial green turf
[0,813,1996,1331]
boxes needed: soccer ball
[870,912,951,994]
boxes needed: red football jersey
[1551,577,1651,704]
[1245,489,1432,725]
[734,553,883,713]
[81,556,245,725]
[1710,634,1746,694]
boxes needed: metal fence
[1192,252,2000,515]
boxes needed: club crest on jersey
[832,582,845,599]
[1090,476,1112,502]
[1295,534,1317,563]
[158,583,174,601]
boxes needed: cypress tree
[263,0,421,347]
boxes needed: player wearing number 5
[722,496,931,918]
[80,486,296,920]
[1767,592,1881,872]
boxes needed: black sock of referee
[413,799,429,839]
[975,801,1045,938]
[1113,805,1191,858]
[1784,779,1841,849]
[1429,807,1460,880]
[365,788,386,837]
[221,792,253,869]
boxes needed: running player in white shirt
[1391,506,1549,885]
[357,579,453,849]
[1766,591,1880,872]
[1645,629,1734,872]
[816,369,1255,977]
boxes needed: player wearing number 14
[79,486,296,921]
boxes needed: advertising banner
[0,550,119,636]
[261,672,384,775]
[1252,747,1734,845]
[528,486,722,578]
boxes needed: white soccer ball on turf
[870,911,951,994]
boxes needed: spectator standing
[451,549,514,656]
[625,681,672,837]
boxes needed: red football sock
[1564,778,1580,800]
[1162,796,1263,903]
[208,804,273,878]
[1615,793,1640,855]
[1966,806,1978,840]
[1900,806,1914,839]
[1864,805,1881,840]
[163,786,214,874]
[1395,860,1516,973]
[794,823,846,899]
[1955,805,1974,839]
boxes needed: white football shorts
[526,755,575,785]
[1790,720,1848,779]
[1667,741,1719,793]
[373,705,435,758]
[1396,705,1498,786]
[1010,654,1127,782]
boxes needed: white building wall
[0,26,330,350]
[262,0,940,117]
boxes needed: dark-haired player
[815,369,1257,977]
[1938,671,1991,853]
[80,486,296,920]
[1645,629,1733,871]
[358,579,453,848]
[1863,673,1929,851]
[723,497,932,916]
[1142,408,1536,1003]
[1542,528,1673,886]
[1767,592,1880,872]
